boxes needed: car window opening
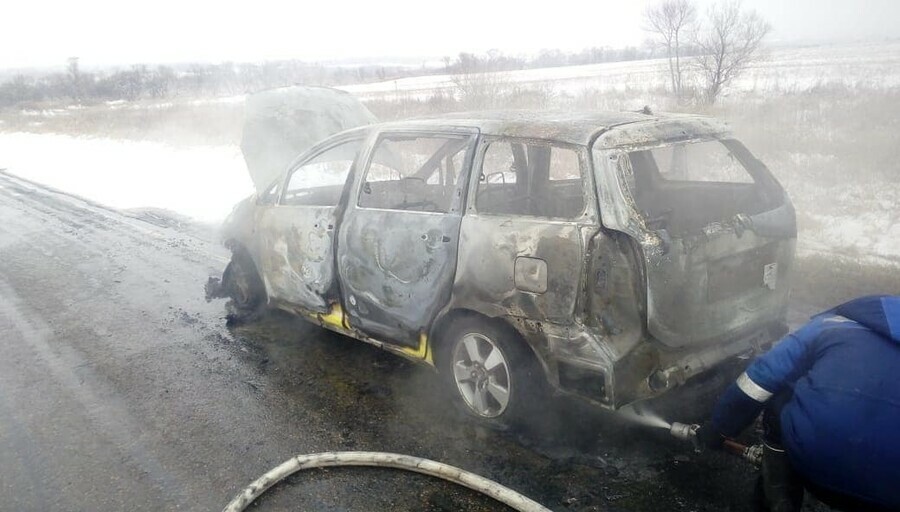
[282,138,365,207]
[625,139,782,236]
[476,140,584,219]
[359,135,471,213]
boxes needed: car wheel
[223,251,266,324]
[438,316,545,429]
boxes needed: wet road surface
[0,172,825,511]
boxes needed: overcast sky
[2,0,899,70]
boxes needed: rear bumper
[533,319,787,410]
[648,321,787,394]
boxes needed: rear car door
[593,124,796,347]
[337,128,478,347]
[257,135,365,311]
[452,137,599,323]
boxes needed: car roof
[367,110,712,146]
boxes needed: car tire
[437,315,546,430]
[223,250,266,324]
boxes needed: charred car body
[211,87,796,425]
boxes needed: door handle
[421,234,451,243]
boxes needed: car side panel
[451,215,588,322]
[257,205,338,311]
[444,139,600,325]
[338,209,462,346]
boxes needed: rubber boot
[754,443,803,512]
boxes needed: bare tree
[643,0,696,97]
[450,52,510,109]
[66,56,82,101]
[694,0,770,103]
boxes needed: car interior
[358,136,470,213]
[475,142,585,219]
[627,142,774,235]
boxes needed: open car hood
[241,86,377,192]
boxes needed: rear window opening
[624,139,782,236]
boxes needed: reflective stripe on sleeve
[736,372,773,402]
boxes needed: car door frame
[336,126,480,348]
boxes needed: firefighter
[697,295,900,512]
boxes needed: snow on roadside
[797,211,900,266]
[0,133,253,223]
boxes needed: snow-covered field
[71,40,896,109]
[0,133,252,222]
[786,181,900,265]
[341,41,900,100]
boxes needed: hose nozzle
[669,422,699,441]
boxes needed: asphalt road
[0,171,823,511]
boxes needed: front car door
[337,128,478,347]
[257,134,366,312]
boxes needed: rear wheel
[437,316,546,429]
[223,251,266,324]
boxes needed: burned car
[210,87,796,426]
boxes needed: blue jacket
[711,295,900,509]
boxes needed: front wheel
[437,316,546,429]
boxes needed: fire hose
[224,429,760,511]
[222,451,553,512]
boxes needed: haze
[3,0,899,70]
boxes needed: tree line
[0,58,417,107]
[444,45,671,75]
[0,45,681,108]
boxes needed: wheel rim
[451,333,512,418]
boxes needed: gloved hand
[695,422,726,451]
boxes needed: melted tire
[223,252,266,326]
